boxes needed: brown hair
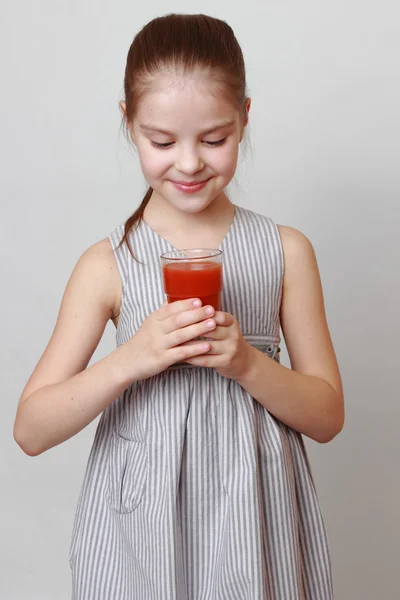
[118,13,247,258]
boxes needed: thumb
[215,311,235,327]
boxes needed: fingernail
[207,320,215,328]
[193,299,201,307]
[205,306,214,315]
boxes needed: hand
[125,299,217,380]
[184,311,254,380]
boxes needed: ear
[240,97,251,142]
[244,97,251,126]
[119,100,127,118]
[120,100,135,142]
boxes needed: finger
[213,311,235,327]
[170,340,211,364]
[195,327,226,341]
[207,341,226,355]
[188,340,226,355]
[184,356,209,366]
[166,317,217,348]
[157,298,202,320]
[163,305,216,334]
[185,353,223,367]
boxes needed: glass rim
[160,248,223,261]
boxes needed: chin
[161,194,215,214]
[181,198,217,213]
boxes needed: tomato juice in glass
[160,249,223,310]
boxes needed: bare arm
[186,225,344,442]
[13,239,129,455]
[236,226,344,443]
[14,239,218,456]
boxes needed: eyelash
[151,138,227,149]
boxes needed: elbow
[315,426,342,444]
[313,393,345,444]
[13,424,44,457]
[315,408,345,444]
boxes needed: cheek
[139,148,170,179]
[214,144,239,177]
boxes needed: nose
[175,146,204,175]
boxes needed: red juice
[162,261,223,310]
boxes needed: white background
[1,1,399,598]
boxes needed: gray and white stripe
[69,205,333,599]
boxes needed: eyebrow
[139,120,236,136]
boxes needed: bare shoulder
[17,237,121,406]
[277,225,316,264]
[82,236,117,267]
[276,224,321,304]
[276,224,311,244]
[76,237,121,319]
[276,224,343,401]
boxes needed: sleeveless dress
[69,205,333,599]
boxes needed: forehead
[134,71,239,131]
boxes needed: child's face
[130,71,248,215]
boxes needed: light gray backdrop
[1,1,399,598]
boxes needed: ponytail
[117,187,153,260]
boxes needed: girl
[14,13,343,600]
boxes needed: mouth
[169,178,211,193]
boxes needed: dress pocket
[108,432,148,514]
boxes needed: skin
[13,68,343,456]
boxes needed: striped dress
[69,205,333,599]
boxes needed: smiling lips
[170,178,210,193]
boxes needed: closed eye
[151,137,227,150]
[151,141,174,149]
[205,138,226,147]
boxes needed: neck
[143,191,234,234]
